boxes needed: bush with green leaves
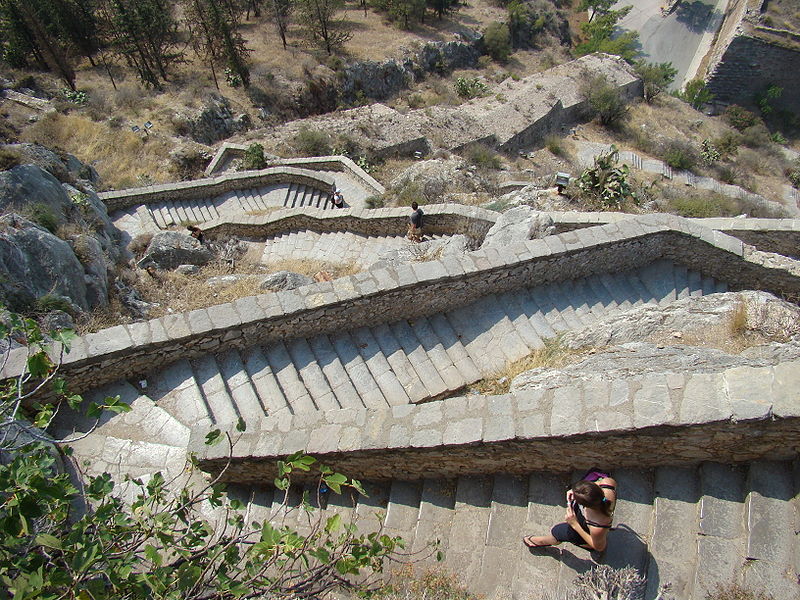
[723,105,759,132]
[484,22,512,62]
[464,143,502,170]
[700,139,721,165]
[580,75,629,128]
[634,60,677,103]
[0,311,420,600]
[676,79,714,110]
[575,145,635,209]
[454,77,488,100]
[25,202,59,234]
[660,139,698,171]
[241,142,267,170]
[787,159,800,189]
[293,127,333,156]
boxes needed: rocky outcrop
[480,206,555,248]
[0,214,89,312]
[259,271,314,292]
[510,340,800,392]
[370,234,472,270]
[560,291,800,349]
[138,232,214,271]
[179,95,251,145]
[389,158,496,203]
[3,143,100,186]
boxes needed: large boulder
[560,291,800,349]
[0,164,73,227]
[389,158,494,203]
[370,234,472,270]
[510,341,800,393]
[3,143,100,186]
[0,214,89,311]
[260,271,314,292]
[138,231,214,271]
[179,95,251,145]
[480,206,555,249]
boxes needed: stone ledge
[191,357,800,482]
[5,216,800,399]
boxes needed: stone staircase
[226,460,799,600]
[260,230,448,268]
[112,259,728,430]
[134,182,334,230]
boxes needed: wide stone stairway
[226,460,799,600]
[118,259,727,430]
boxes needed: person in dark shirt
[408,201,424,242]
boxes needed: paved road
[612,0,729,89]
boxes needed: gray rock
[389,158,494,202]
[260,271,314,292]
[73,234,109,308]
[138,231,214,271]
[40,310,75,331]
[207,274,259,287]
[480,206,555,248]
[493,184,572,212]
[179,95,251,145]
[561,291,800,349]
[0,164,73,227]
[370,234,472,269]
[0,214,89,311]
[175,264,200,275]
[510,341,800,392]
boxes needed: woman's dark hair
[572,481,612,517]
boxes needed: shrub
[293,127,332,156]
[454,77,488,100]
[740,122,771,148]
[33,293,75,315]
[660,139,698,171]
[545,134,567,158]
[580,75,628,128]
[666,190,739,218]
[574,145,635,208]
[365,195,385,208]
[676,79,714,110]
[0,147,21,171]
[634,60,677,103]
[713,131,742,158]
[241,142,267,170]
[700,139,721,165]
[786,159,800,188]
[706,583,774,600]
[484,22,512,62]
[464,143,502,170]
[724,104,759,132]
[26,202,59,233]
[128,233,154,256]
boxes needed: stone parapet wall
[203,149,386,196]
[5,214,800,399]
[192,358,800,482]
[98,167,335,212]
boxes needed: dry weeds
[21,112,174,189]
[470,337,592,395]
[377,566,479,600]
[263,258,361,279]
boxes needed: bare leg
[523,533,559,548]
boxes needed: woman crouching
[523,473,616,552]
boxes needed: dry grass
[706,583,774,600]
[263,258,361,279]
[21,112,174,189]
[135,261,265,319]
[377,567,480,600]
[470,337,590,395]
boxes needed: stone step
[584,272,620,312]
[408,316,466,391]
[517,289,558,339]
[742,460,797,598]
[145,359,214,430]
[263,342,317,413]
[351,326,411,406]
[637,259,677,305]
[447,476,495,591]
[603,468,653,574]
[286,338,340,411]
[412,478,456,562]
[496,291,546,350]
[542,284,586,330]
[216,349,268,425]
[191,355,239,425]
[598,271,634,311]
[427,313,484,383]
[389,320,450,399]
[688,269,704,297]
[240,345,291,416]
[625,272,655,306]
[674,264,691,299]
[383,480,422,543]
[561,279,595,327]
[308,334,365,409]
[573,277,607,320]
[644,466,701,599]
[370,323,429,403]
[529,284,572,333]
[327,332,387,409]
[354,481,391,534]
[692,463,748,598]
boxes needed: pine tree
[298,0,351,55]
[270,0,293,49]
[184,0,251,89]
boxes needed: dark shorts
[551,522,591,548]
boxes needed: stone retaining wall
[5,214,800,399]
[203,149,385,196]
[98,167,336,213]
[192,358,800,482]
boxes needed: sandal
[523,536,552,548]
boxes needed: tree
[98,0,183,88]
[298,0,351,55]
[634,60,677,103]
[184,0,251,89]
[0,310,422,599]
[676,78,714,110]
[507,0,546,49]
[575,5,639,63]
[580,73,629,128]
[578,0,615,22]
[484,21,511,62]
[426,0,458,20]
[271,0,293,48]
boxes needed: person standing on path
[407,201,424,242]
[523,470,617,552]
